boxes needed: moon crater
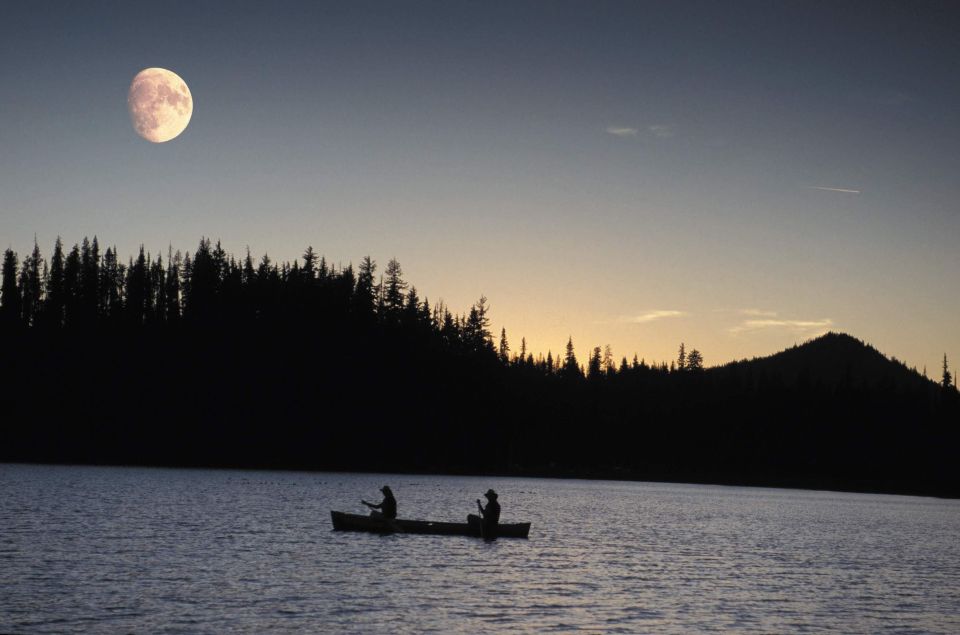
[128,68,193,143]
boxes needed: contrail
[808,186,861,194]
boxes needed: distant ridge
[715,332,934,390]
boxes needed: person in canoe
[361,485,397,520]
[475,489,500,538]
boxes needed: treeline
[0,237,704,378]
[2,237,494,352]
[1,237,958,498]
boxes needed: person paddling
[362,485,397,520]
[476,489,500,539]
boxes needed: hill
[715,332,935,391]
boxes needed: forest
[2,237,958,497]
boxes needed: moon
[128,68,193,143]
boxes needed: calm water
[2,465,959,633]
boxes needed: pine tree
[383,258,406,319]
[186,239,219,321]
[79,237,100,323]
[440,308,459,349]
[212,240,228,284]
[403,285,420,327]
[63,244,81,326]
[44,237,66,328]
[943,354,953,390]
[418,296,432,328]
[677,342,687,372]
[242,248,256,286]
[354,256,376,317]
[125,247,149,326]
[602,344,614,376]
[166,250,182,322]
[687,348,704,372]
[150,253,166,323]
[498,327,510,363]
[587,346,602,379]
[317,255,329,282]
[0,249,20,326]
[563,337,581,379]
[464,296,492,353]
[19,240,44,326]
[99,247,123,322]
[302,246,317,281]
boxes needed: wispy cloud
[739,308,778,317]
[648,124,674,138]
[807,186,861,195]
[605,126,639,137]
[619,310,687,324]
[875,92,915,107]
[729,317,833,335]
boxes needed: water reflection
[1,464,959,633]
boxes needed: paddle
[476,499,486,540]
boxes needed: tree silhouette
[99,246,122,323]
[125,247,149,326]
[63,244,81,327]
[464,296,492,354]
[0,249,20,327]
[354,256,377,319]
[687,348,704,372]
[44,237,66,328]
[383,258,406,322]
[402,285,421,329]
[602,344,615,377]
[18,239,44,327]
[588,346,603,380]
[563,337,581,379]
[78,237,100,325]
[302,246,317,281]
[943,354,953,390]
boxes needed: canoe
[330,511,531,538]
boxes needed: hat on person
[484,489,498,500]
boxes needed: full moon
[128,68,193,143]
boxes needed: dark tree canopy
[0,236,958,498]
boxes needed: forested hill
[715,332,937,391]
[1,238,958,498]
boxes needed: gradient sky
[2,1,958,371]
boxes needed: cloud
[875,92,915,106]
[729,317,833,335]
[739,309,778,317]
[648,124,674,138]
[606,126,639,137]
[807,186,861,195]
[620,310,687,324]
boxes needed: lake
[1,464,958,633]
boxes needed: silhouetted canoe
[330,511,531,538]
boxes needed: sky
[1,1,958,372]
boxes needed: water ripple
[1,465,959,634]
